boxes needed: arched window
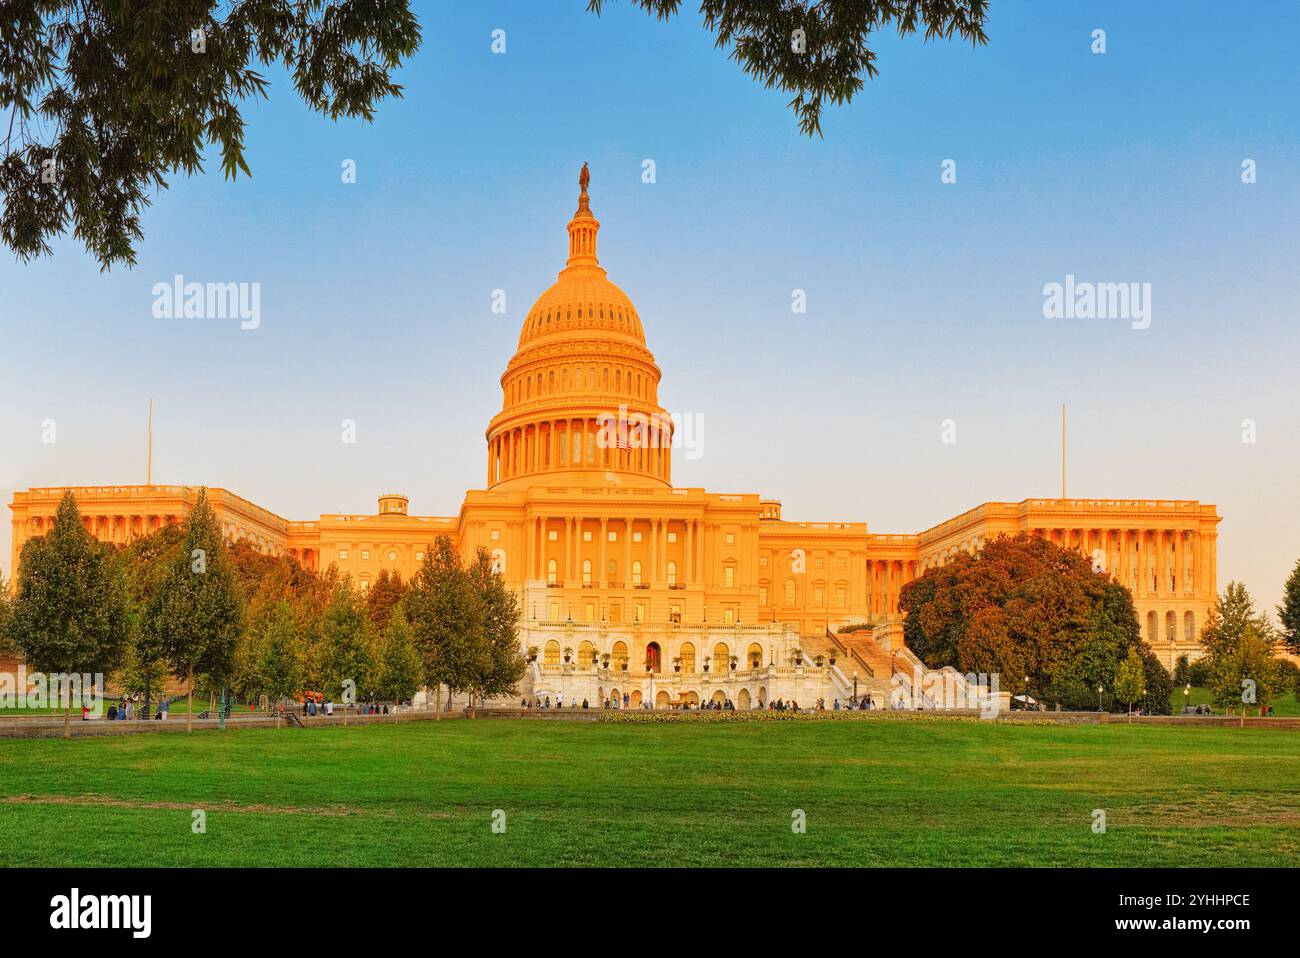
[543,640,561,667]
[582,559,592,585]
[547,559,557,585]
[667,560,677,586]
[747,643,763,668]
[632,560,642,585]
[713,642,730,670]
[611,641,629,671]
[784,580,796,605]
[679,641,695,673]
[1184,610,1196,644]
[578,641,596,668]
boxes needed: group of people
[299,697,392,717]
[99,696,170,721]
[841,694,876,710]
[525,696,588,709]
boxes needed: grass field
[0,718,1296,867]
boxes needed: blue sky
[2,0,1298,612]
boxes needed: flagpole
[1061,402,1066,500]
[147,399,153,487]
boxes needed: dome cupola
[485,164,674,490]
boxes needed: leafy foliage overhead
[588,0,989,135]
[1,0,421,268]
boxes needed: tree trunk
[186,666,194,733]
[469,690,477,719]
[63,702,71,739]
[434,683,441,721]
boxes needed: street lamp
[853,671,858,704]
[1097,684,1104,712]
[1023,675,1030,712]
[1184,683,1191,712]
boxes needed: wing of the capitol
[7,167,1222,708]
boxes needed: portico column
[599,519,608,587]
[624,519,632,584]
[685,520,694,582]
[563,518,572,583]
[1191,529,1202,593]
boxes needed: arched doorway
[747,643,763,668]
[711,689,727,706]
[758,686,768,707]
[682,690,700,707]
[609,687,620,707]
[655,690,670,708]
[611,640,629,671]
[737,688,751,710]
[544,640,561,667]
[629,689,643,708]
[645,641,662,673]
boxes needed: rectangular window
[724,566,735,588]
[583,531,592,542]
[339,549,349,560]
[836,587,847,607]
[758,586,768,606]
[608,531,618,542]
[548,530,558,541]
[725,532,735,545]
[490,529,501,541]
[360,550,370,561]
[633,531,642,543]
[723,608,735,624]
[667,532,677,543]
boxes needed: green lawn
[0,718,1295,867]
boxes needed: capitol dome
[486,165,673,490]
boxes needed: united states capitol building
[8,168,1222,708]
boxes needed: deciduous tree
[467,548,526,715]
[1113,646,1145,718]
[144,489,242,731]
[375,610,420,705]
[408,536,485,717]
[319,579,375,706]
[1202,583,1285,719]
[899,533,1161,712]
[10,492,130,736]
[1278,558,1300,655]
